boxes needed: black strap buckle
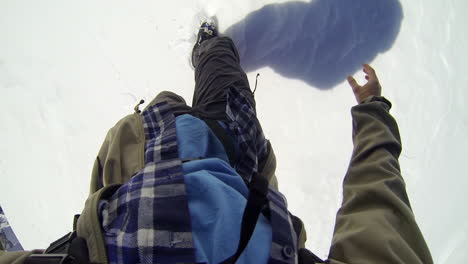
[25,214,89,264]
[24,254,77,264]
[45,232,76,254]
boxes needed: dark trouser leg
[192,36,255,120]
[144,91,192,116]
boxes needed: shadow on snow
[224,0,403,90]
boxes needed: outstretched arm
[327,65,432,264]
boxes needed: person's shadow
[224,0,403,90]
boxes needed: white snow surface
[1,0,467,262]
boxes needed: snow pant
[147,36,255,120]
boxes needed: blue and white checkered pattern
[99,102,195,264]
[226,87,269,183]
[99,91,298,264]
[0,205,24,252]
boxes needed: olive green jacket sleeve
[0,251,32,264]
[327,97,433,264]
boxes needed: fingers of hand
[347,76,360,92]
[363,64,377,80]
[362,64,374,74]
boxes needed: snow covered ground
[1,0,467,262]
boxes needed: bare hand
[347,64,382,104]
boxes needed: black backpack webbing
[203,118,270,264]
[220,172,269,264]
[202,118,236,166]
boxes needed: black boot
[191,22,218,68]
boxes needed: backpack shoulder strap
[220,172,269,264]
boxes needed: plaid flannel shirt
[99,87,297,264]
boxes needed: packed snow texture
[1,0,467,263]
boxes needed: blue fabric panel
[175,114,230,164]
[183,160,272,264]
[175,114,272,264]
